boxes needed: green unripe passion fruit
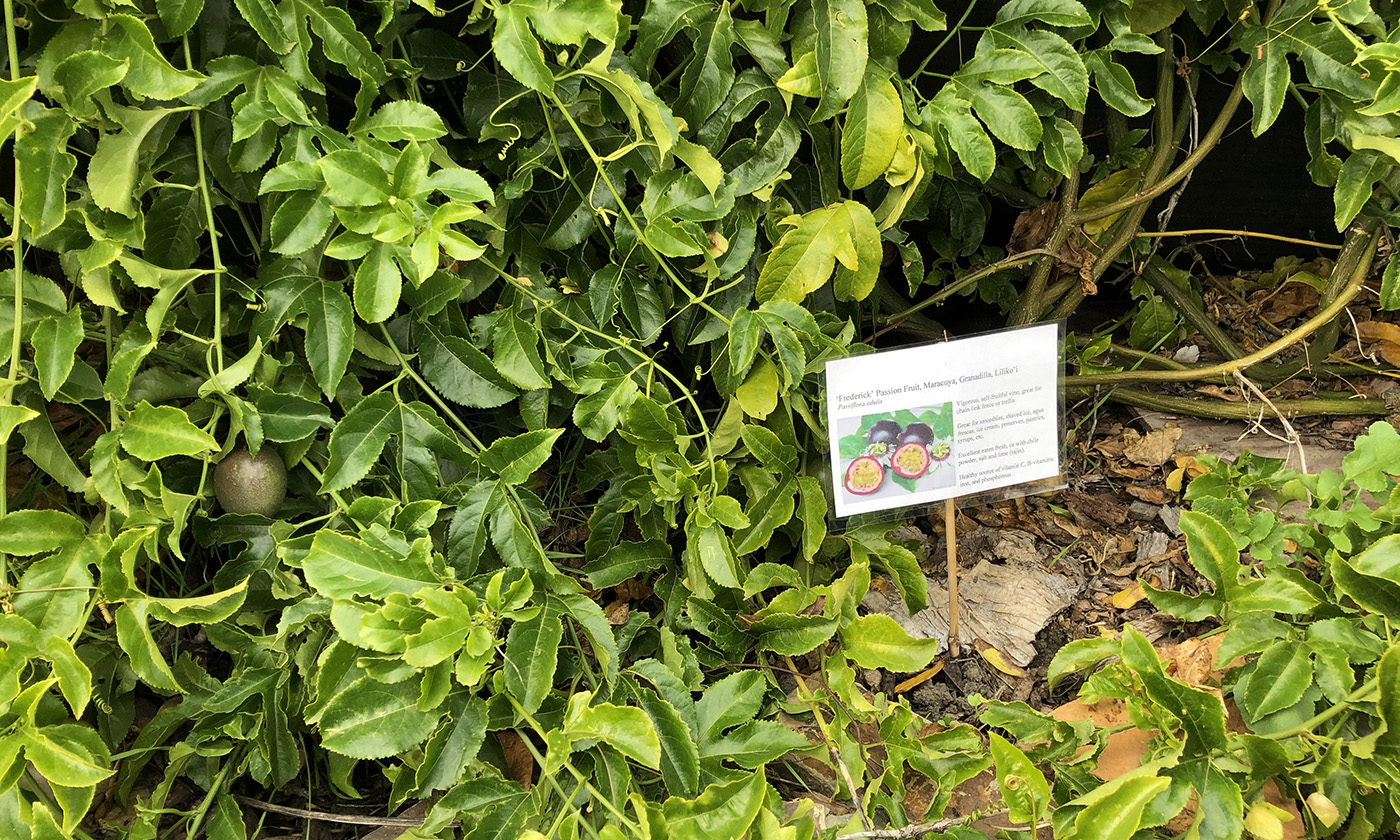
[213,447,288,517]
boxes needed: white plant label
[825,323,1062,518]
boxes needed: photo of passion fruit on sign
[836,403,955,502]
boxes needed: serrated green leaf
[1241,644,1313,719]
[839,613,939,671]
[0,510,84,556]
[21,725,113,788]
[756,201,880,303]
[494,4,554,94]
[104,15,205,99]
[504,597,563,713]
[842,73,903,190]
[303,530,437,599]
[564,698,661,768]
[16,105,77,238]
[491,311,550,390]
[812,0,868,120]
[121,402,218,461]
[321,392,398,492]
[318,659,441,758]
[356,100,448,141]
[32,308,84,400]
[480,429,562,484]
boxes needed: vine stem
[1,0,23,583]
[183,37,225,373]
[542,92,732,327]
[1137,229,1342,250]
[1063,228,1376,388]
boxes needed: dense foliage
[3,0,1400,836]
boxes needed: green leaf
[564,698,661,769]
[120,402,218,461]
[704,720,811,768]
[356,100,449,141]
[303,530,437,600]
[756,201,880,303]
[479,429,563,484]
[925,88,995,181]
[1243,29,1289,136]
[270,190,335,255]
[318,658,441,758]
[21,725,113,788]
[1069,773,1173,840]
[811,0,868,120]
[15,105,77,238]
[0,510,83,556]
[871,0,945,30]
[1120,626,1226,755]
[582,540,671,587]
[320,150,392,206]
[1042,115,1085,178]
[493,4,554,94]
[491,311,550,390]
[504,597,564,714]
[989,732,1050,824]
[1085,51,1153,117]
[353,242,402,323]
[676,5,736,127]
[44,637,92,719]
[32,308,84,401]
[842,73,903,190]
[1241,644,1313,719]
[662,770,768,839]
[740,425,797,474]
[145,581,250,626]
[979,28,1088,112]
[1342,421,1400,492]
[232,0,293,52]
[1379,252,1400,311]
[1178,510,1241,597]
[632,684,700,796]
[104,15,205,99]
[158,0,204,36]
[839,613,939,671]
[1334,150,1388,231]
[13,544,95,640]
[115,601,181,692]
[417,696,487,793]
[321,392,398,492]
[88,107,185,217]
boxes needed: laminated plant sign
[826,323,1064,518]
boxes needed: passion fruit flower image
[835,404,956,503]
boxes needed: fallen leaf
[893,659,945,693]
[1123,426,1182,467]
[1164,467,1186,493]
[1127,484,1174,504]
[496,730,534,790]
[1110,581,1146,609]
[974,640,1025,677]
[1355,320,1400,344]
[1194,384,1244,401]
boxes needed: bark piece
[863,560,1079,666]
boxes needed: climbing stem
[1,0,23,574]
[1098,388,1387,419]
[183,37,225,373]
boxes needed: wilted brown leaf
[1122,426,1182,467]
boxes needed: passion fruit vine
[844,456,885,495]
[214,446,288,516]
[891,442,930,479]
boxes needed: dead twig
[231,795,459,829]
[1232,371,1309,474]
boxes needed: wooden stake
[945,497,959,655]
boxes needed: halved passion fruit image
[891,442,930,479]
[929,441,952,461]
[844,455,885,495]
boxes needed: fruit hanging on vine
[214,447,288,516]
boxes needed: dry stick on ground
[838,810,1028,839]
[944,498,959,654]
[232,795,459,829]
